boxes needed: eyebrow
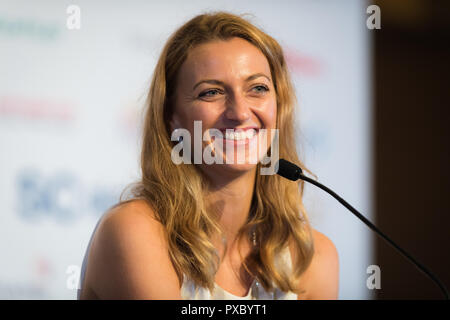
[192,73,272,91]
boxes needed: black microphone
[275,158,449,300]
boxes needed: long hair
[119,11,315,293]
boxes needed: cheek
[195,107,218,122]
[176,105,220,132]
[260,99,277,129]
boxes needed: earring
[252,230,257,246]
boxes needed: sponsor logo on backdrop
[0,15,61,41]
[284,48,323,77]
[0,281,48,299]
[118,102,142,140]
[16,168,119,223]
[0,255,53,299]
[0,95,76,123]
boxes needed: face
[170,37,277,177]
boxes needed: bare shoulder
[296,228,339,300]
[311,229,338,258]
[83,199,181,299]
[103,199,161,228]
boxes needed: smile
[218,128,259,141]
[170,121,279,175]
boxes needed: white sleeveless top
[180,247,298,300]
[77,215,298,300]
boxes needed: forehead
[180,37,272,81]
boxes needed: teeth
[246,130,256,139]
[224,129,257,140]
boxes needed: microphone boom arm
[276,159,449,300]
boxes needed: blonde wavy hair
[118,11,315,294]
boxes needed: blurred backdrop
[1,0,446,300]
[374,0,450,299]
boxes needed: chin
[220,161,258,173]
[197,160,258,179]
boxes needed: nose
[224,92,251,122]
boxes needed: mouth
[217,127,260,142]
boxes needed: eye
[198,89,223,98]
[198,86,269,98]
[252,85,269,93]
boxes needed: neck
[202,165,257,247]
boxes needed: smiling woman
[170,38,279,171]
[77,11,339,300]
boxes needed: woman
[78,11,339,300]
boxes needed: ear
[169,113,181,132]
